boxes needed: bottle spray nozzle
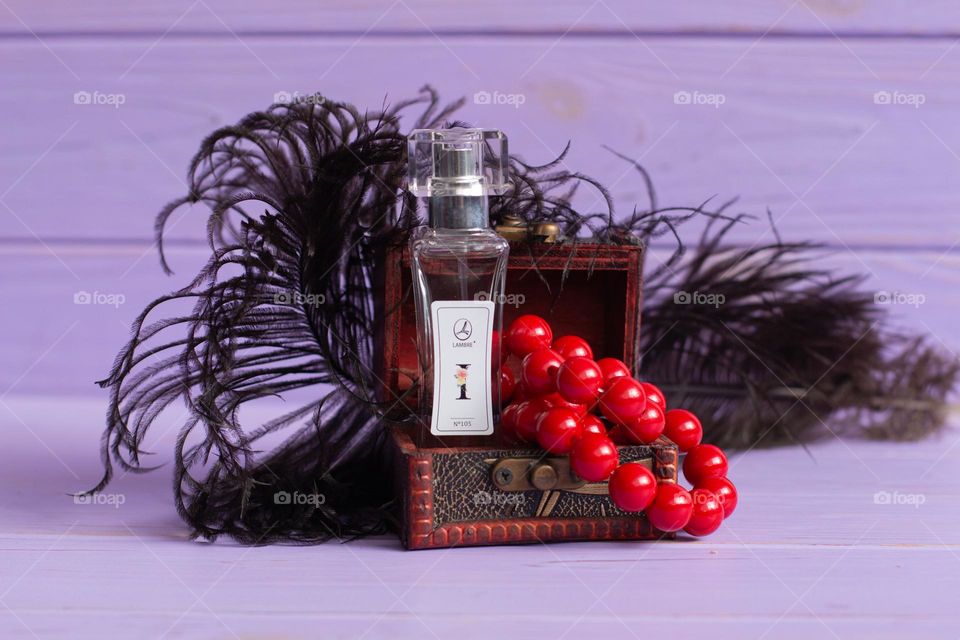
[434,144,477,181]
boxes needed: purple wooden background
[1,2,959,638]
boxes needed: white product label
[430,300,494,436]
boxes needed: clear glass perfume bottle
[408,128,510,447]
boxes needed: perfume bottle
[408,128,511,447]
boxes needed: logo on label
[455,364,471,400]
[454,318,473,340]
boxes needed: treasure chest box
[379,242,680,549]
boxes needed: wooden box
[380,242,677,549]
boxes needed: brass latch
[494,214,563,244]
[491,456,587,492]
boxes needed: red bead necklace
[499,315,738,537]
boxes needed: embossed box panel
[389,427,678,550]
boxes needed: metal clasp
[491,456,587,492]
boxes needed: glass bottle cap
[407,128,509,198]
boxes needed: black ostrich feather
[638,212,960,449]
[89,87,958,543]
[94,89,436,543]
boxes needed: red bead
[664,409,703,452]
[683,444,728,485]
[596,358,631,386]
[598,377,647,425]
[569,432,618,481]
[511,384,531,404]
[697,477,738,518]
[552,335,593,360]
[541,392,589,417]
[606,424,627,445]
[514,398,552,443]
[521,348,564,395]
[646,483,694,532]
[622,403,665,444]
[505,315,553,357]
[580,414,606,436]
[639,382,666,411]
[500,402,522,440]
[494,367,516,406]
[684,488,724,537]
[556,357,604,405]
[535,407,582,454]
[608,463,657,512]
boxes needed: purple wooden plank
[1,1,959,36]
[1,38,960,248]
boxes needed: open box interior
[379,243,643,435]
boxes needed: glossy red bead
[511,384,532,404]
[605,424,627,445]
[596,358,631,386]
[646,483,694,532]
[684,488,724,537]
[580,414,606,436]
[521,348,564,395]
[569,432,619,481]
[552,335,594,360]
[494,367,516,406]
[598,377,647,425]
[514,397,552,443]
[504,315,553,357]
[697,476,738,518]
[664,409,703,452]
[556,357,604,405]
[683,444,729,485]
[541,392,589,417]
[499,402,522,440]
[639,382,666,411]
[535,407,582,454]
[622,403,666,444]
[608,463,657,512]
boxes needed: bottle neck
[428,195,489,230]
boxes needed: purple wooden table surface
[3,1,960,638]
[2,397,959,639]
